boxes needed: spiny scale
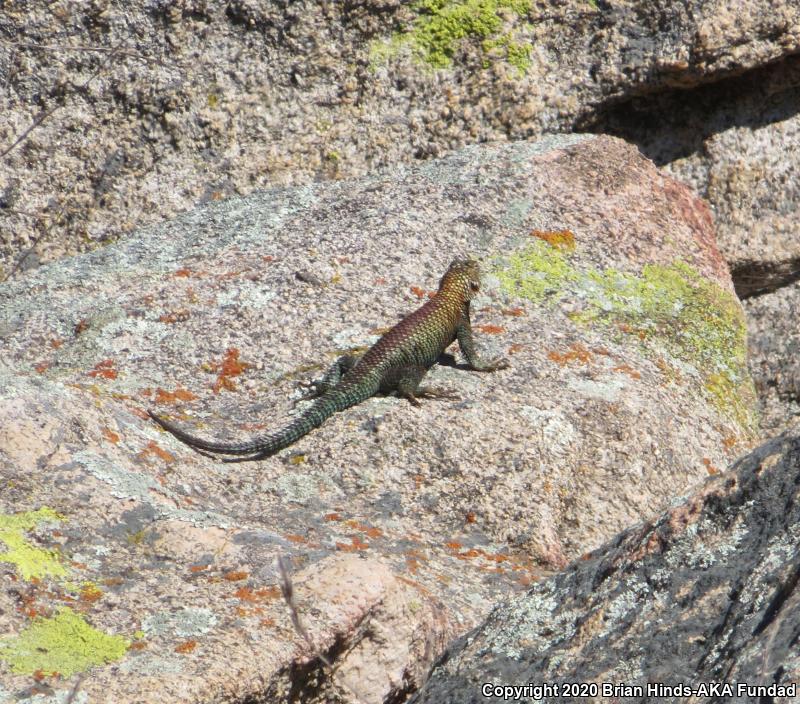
[148,259,508,462]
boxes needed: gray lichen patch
[74,451,233,529]
[142,608,218,639]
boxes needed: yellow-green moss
[496,240,576,302]
[0,607,128,677]
[0,507,67,581]
[494,245,757,433]
[483,34,532,73]
[705,372,758,437]
[583,262,757,433]
[371,0,532,71]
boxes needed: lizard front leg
[456,314,509,372]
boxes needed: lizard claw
[472,357,509,372]
[489,357,510,371]
[416,386,460,401]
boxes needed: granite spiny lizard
[148,259,508,462]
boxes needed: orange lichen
[530,229,576,251]
[703,457,720,475]
[223,571,249,582]
[344,520,383,538]
[174,640,197,654]
[50,338,63,349]
[501,307,524,317]
[477,324,505,334]
[722,435,738,452]
[396,576,431,596]
[618,322,649,341]
[79,584,103,603]
[18,589,39,618]
[102,427,120,444]
[508,343,526,355]
[613,364,642,380]
[481,552,509,563]
[74,319,89,335]
[547,342,592,366]
[87,359,117,380]
[211,348,251,393]
[158,310,190,324]
[34,363,49,374]
[410,286,426,299]
[284,534,307,543]
[233,586,280,603]
[154,387,198,404]
[138,441,175,464]
[173,268,193,278]
[335,536,369,552]
[324,513,341,522]
[404,548,428,561]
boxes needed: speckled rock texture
[598,52,800,297]
[412,430,800,704]
[744,282,800,435]
[0,135,756,702]
[2,0,799,277]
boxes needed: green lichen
[0,507,67,581]
[483,34,532,74]
[705,372,758,437]
[494,244,757,433]
[371,0,532,71]
[582,262,757,433]
[0,607,129,677]
[586,262,743,370]
[496,240,576,303]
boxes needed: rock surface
[2,0,799,275]
[592,50,800,437]
[4,1,800,436]
[745,282,800,434]
[0,135,755,701]
[413,429,800,704]
[597,52,800,297]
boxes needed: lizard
[148,259,508,462]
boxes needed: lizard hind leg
[298,354,359,402]
[391,366,455,406]
[415,386,460,401]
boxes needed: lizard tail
[148,378,377,462]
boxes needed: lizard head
[439,259,481,300]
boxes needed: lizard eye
[470,281,479,292]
